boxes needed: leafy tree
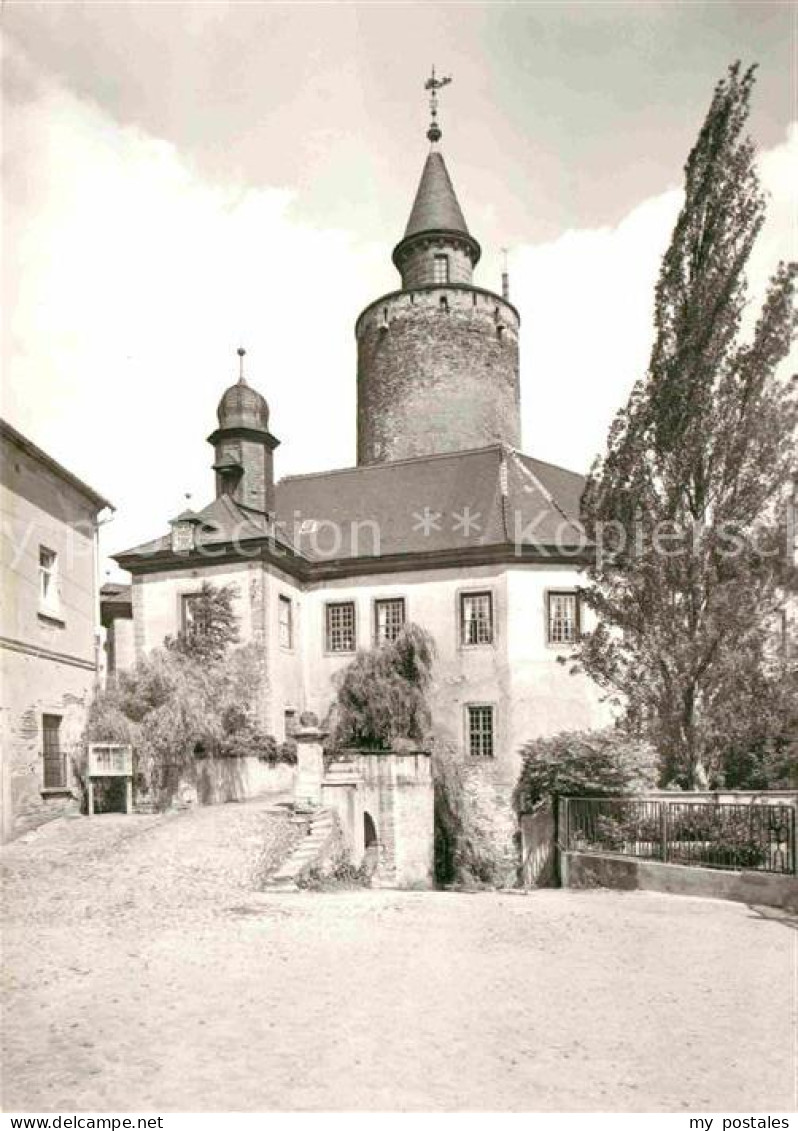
[85,639,290,808]
[165,581,240,661]
[578,63,797,787]
[328,624,435,750]
[513,729,658,815]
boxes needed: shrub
[295,849,372,891]
[84,636,287,806]
[513,727,658,815]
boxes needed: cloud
[3,34,795,578]
[2,36,386,572]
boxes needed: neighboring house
[100,582,134,678]
[0,419,113,841]
[115,113,612,798]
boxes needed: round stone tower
[356,107,521,465]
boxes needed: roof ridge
[510,447,587,480]
[278,444,505,485]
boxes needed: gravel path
[1,801,795,1112]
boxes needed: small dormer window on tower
[170,510,202,555]
[433,254,449,284]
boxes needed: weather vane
[424,65,452,144]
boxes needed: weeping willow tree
[578,63,797,788]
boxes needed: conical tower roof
[403,150,470,239]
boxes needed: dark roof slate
[403,151,470,239]
[114,446,587,570]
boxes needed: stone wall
[356,286,521,464]
[561,850,798,912]
[321,750,434,888]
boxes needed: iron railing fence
[563,797,795,875]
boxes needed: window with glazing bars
[374,598,406,645]
[547,591,579,644]
[433,254,449,284]
[326,601,356,652]
[460,591,493,645]
[278,595,293,649]
[42,714,65,788]
[468,706,494,758]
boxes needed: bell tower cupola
[355,70,522,466]
[207,348,280,514]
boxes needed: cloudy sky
[2,1,795,576]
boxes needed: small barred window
[468,706,494,758]
[326,601,356,652]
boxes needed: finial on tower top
[237,346,246,384]
[424,65,452,144]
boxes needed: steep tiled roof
[114,446,588,572]
[275,446,586,561]
[403,151,470,239]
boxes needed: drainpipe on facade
[93,508,116,689]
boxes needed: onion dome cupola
[207,348,279,514]
[216,378,270,432]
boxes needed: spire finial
[424,65,452,144]
[237,346,246,384]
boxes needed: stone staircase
[268,807,335,889]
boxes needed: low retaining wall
[562,850,798,912]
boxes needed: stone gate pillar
[294,711,326,807]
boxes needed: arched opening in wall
[439,296,449,313]
[364,811,378,848]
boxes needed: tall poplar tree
[578,63,797,787]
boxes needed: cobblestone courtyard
[2,800,794,1112]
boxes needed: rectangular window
[180,593,202,636]
[547,591,580,645]
[467,706,494,758]
[433,254,449,284]
[374,597,406,645]
[460,591,494,646]
[39,547,58,609]
[326,601,356,652]
[284,709,297,739]
[42,714,65,788]
[278,595,293,649]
